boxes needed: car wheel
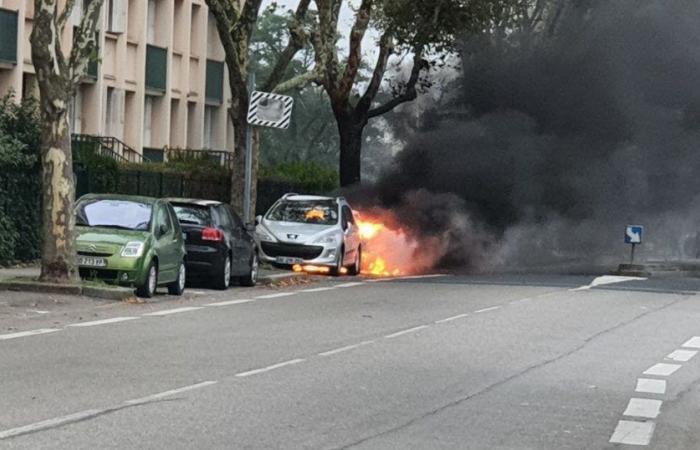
[240,252,258,287]
[330,247,344,277]
[136,261,158,298]
[213,255,232,290]
[168,262,186,296]
[348,246,362,276]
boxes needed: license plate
[78,256,107,267]
[276,256,303,265]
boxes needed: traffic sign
[247,91,294,129]
[625,225,643,244]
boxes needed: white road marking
[0,329,59,341]
[142,307,204,317]
[205,299,255,307]
[235,359,305,377]
[385,325,429,339]
[335,282,365,288]
[636,378,666,395]
[255,292,296,299]
[29,310,50,314]
[681,336,700,349]
[319,341,374,356]
[623,398,662,419]
[609,420,655,446]
[300,287,336,293]
[67,317,139,328]
[643,363,682,377]
[435,313,470,324]
[509,298,531,305]
[474,306,501,313]
[666,349,698,362]
[188,290,207,295]
[125,381,218,405]
[571,275,647,291]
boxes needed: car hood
[261,220,337,244]
[76,227,151,254]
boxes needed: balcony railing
[205,60,224,104]
[0,8,18,66]
[145,45,167,93]
[72,134,147,164]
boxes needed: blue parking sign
[625,225,643,244]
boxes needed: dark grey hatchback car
[167,198,258,289]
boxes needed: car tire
[213,255,232,290]
[168,261,186,296]
[240,252,258,287]
[330,247,344,277]
[348,246,361,276]
[136,261,158,298]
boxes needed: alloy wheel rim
[179,264,186,291]
[148,266,157,294]
[224,257,231,287]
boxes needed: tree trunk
[39,107,78,283]
[337,114,365,187]
[229,110,259,223]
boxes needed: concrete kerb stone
[0,279,134,301]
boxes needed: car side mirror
[158,224,168,237]
[245,223,256,233]
[255,215,262,226]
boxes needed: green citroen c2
[75,194,187,298]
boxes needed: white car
[255,194,362,275]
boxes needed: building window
[105,87,114,136]
[147,0,157,43]
[143,96,153,147]
[70,90,83,134]
[107,0,126,34]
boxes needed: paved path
[1,273,700,448]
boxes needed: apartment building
[0,0,235,161]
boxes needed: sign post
[244,88,294,222]
[624,225,643,264]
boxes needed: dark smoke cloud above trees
[365,0,700,270]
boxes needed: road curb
[0,279,135,301]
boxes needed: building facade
[0,0,235,161]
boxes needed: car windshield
[76,199,152,231]
[266,200,338,225]
[172,204,211,226]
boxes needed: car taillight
[202,227,223,241]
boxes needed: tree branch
[357,31,393,114]
[367,50,428,119]
[336,0,372,101]
[262,0,311,92]
[68,0,104,87]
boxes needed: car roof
[284,195,337,202]
[165,198,223,207]
[78,193,159,205]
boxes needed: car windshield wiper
[178,219,200,225]
[93,224,136,231]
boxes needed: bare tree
[30,0,103,283]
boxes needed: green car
[75,194,187,298]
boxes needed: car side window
[218,205,233,230]
[225,205,244,229]
[343,206,356,225]
[155,205,172,237]
[166,205,181,235]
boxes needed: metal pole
[630,243,636,265]
[243,72,256,223]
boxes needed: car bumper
[78,259,147,287]
[257,240,340,266]
[184,244,227,277]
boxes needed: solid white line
[385,325,429,339]
[609,420,655,446]
[643,363,682,377]
[300,287,336,293]
[623,398,662,419]
[0,329,59,341]
[0,408,106,440]
[142,307,204,317]
[318,341,374,356]
[435,313,470,324]
[255,292,296,299]
[235,359,305,377]
[205,299,255,307]
[335,282,365,288]
[125,381,218,405]
[67,317,139,328]
[681,336,700,349]
[636,378,667,395]
[667,349,698,362]
[474,306,501,313]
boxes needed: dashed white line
[142,307,204,317]
[300,287,336,293]
[474,306,501,314]
[623,398,662,419]
[205,299,255,307]
[335,282,365,288]
[0,329,60,341]
[643,363,682,377]
[125,381,218,405]
[635,378,667,395]
[666,349,698,362]
[681,336,700,349]
[67,317,139,328]
[571,275,647,291]
[235,359,305,377]
[435,313,470,324]
[609,420,656,446]
[385,325,429,339]
[319,341,374,356]
[255,292,296,299]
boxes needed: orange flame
[304,209,326,221]
[356,215,405,277]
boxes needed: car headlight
[314,234,338,245]
[256,226,275,242]
[121,241,145,258]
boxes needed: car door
[222,205,251,273]
[341,205,360,261]
[152,203,178,282]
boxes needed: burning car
[255,194,361,275]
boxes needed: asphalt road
[2,273,700,449]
